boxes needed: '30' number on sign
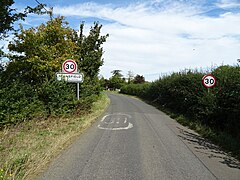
[202,75,216,88]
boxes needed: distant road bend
[39,93,240,180]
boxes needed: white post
[77,83,80,100]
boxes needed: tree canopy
[133,74,145,84]
[79,23,109,80]
[3,16,108,87]
[0,0,47,39]
[5,17,78,85]
[0,15,108,126]
[111,70,123,78]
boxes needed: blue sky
[2,0,240,80]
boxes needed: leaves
[0,0,47,39]
[0,16,108,127]
[6,16,79,85]
[78,22,109,80]
[120,66,240,138]
[133,74,145,84]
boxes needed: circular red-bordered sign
[202,74,216,88]
[62,59,77,73]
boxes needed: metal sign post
[77,83,80,100]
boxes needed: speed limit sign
[202,74,216,88]
[62,59,77,73]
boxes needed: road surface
[39,93,240,180]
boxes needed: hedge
[120,65,240,139]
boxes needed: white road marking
[104,120,114,124]
[100,115,109,122]
[97,122,133,131]
[98,113,133,131]
[116,117,120,124]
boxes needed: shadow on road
[177,127,240,170]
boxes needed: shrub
[0,80,45,126]
[37,78,77,116]
[120,66,240,138]
[212,66,240,137]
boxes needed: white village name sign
[56,73,83,83]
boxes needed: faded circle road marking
[97,123,133,130]
[98,113,133,131]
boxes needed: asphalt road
[39,93,240,180]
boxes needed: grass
[0,93,110,180]
[155,106,240,161]
[104,90,120,94]
[120,93,240,161]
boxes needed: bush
[0,17,108,127]
[120,66,240,139]
[120,83,150,97]
[212,66,240,137]
[150,72,205,116]
[38,78,77,116]
[0,80,45,126]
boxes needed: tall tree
[111,70,123,78]
[108,70,125,90]
[133,74,145,84]
[75,22,109,96]
[78,22,109,80]
[5,16,79,86]
[0,16,108,126]
[3,16,108,98]
[0,0,47,39]
[127,70,134,84]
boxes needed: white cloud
[53,1,240,80]
[0,35,14,53]
[216,0,240,9]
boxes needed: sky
[2,0,240,81]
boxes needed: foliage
[120,66,240,139]
[0,0,47,39]
[212,66,240,136]
[0,93,109,180]
[76,22,108,97]
[5,16,79,86]
[78,23,109,81]
[127,70,134,84]
[106,69,125,90]
[99,76,109,90]
[4,16,108,88]
[0,80,45,126]
[108,75,125,90]
[0,16,108,127]
[78,76,102,110]
[133,74,145,84]
[120,83,150,97]
[0,0,24,39]
[0,77,79,126]
[0,0,47,60]
[111,70,123,78]
[38,78,77,116]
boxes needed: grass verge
[120,92,240,161]
[169,112,240,160]
[148,102,240,161]
[0,93,110,180]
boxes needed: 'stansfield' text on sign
[57,73,83,83]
